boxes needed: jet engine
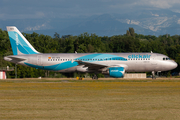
[109,67,125,78]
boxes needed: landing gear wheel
[92,74,98,80]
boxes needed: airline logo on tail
[15,33,19,45]
[7,26,39,55]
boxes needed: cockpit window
[163,57,170,60]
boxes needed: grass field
[1,79,180,120]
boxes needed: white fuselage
[4,53,178,73]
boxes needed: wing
[75,60,128,71]
[76,60,108,71]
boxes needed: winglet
[6,26,39,55]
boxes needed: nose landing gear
[92,74,98,80]
[152,71,156,79]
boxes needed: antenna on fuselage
[75,51,77,54]
[151,51,153,53]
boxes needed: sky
[1,0,180,20]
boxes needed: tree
[129,27,135,37]
[54,32,60,39]
[126,30,130,36]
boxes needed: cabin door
[150,55,158,71]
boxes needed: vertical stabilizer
[6,26,39,55]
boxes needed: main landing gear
[92,74,98,80]
[152,71,156,79]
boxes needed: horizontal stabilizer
[4,56,27,63]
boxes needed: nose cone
[161,61,178,71]
[170,61,178,70]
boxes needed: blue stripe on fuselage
[74,54,127,61]
[25,61,79,71]
[25,62,59,70]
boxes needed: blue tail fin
[6,26,39,55]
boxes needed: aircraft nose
[170,61,178,69]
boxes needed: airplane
[4,26,178,79]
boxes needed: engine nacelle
[109,67,125,78]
